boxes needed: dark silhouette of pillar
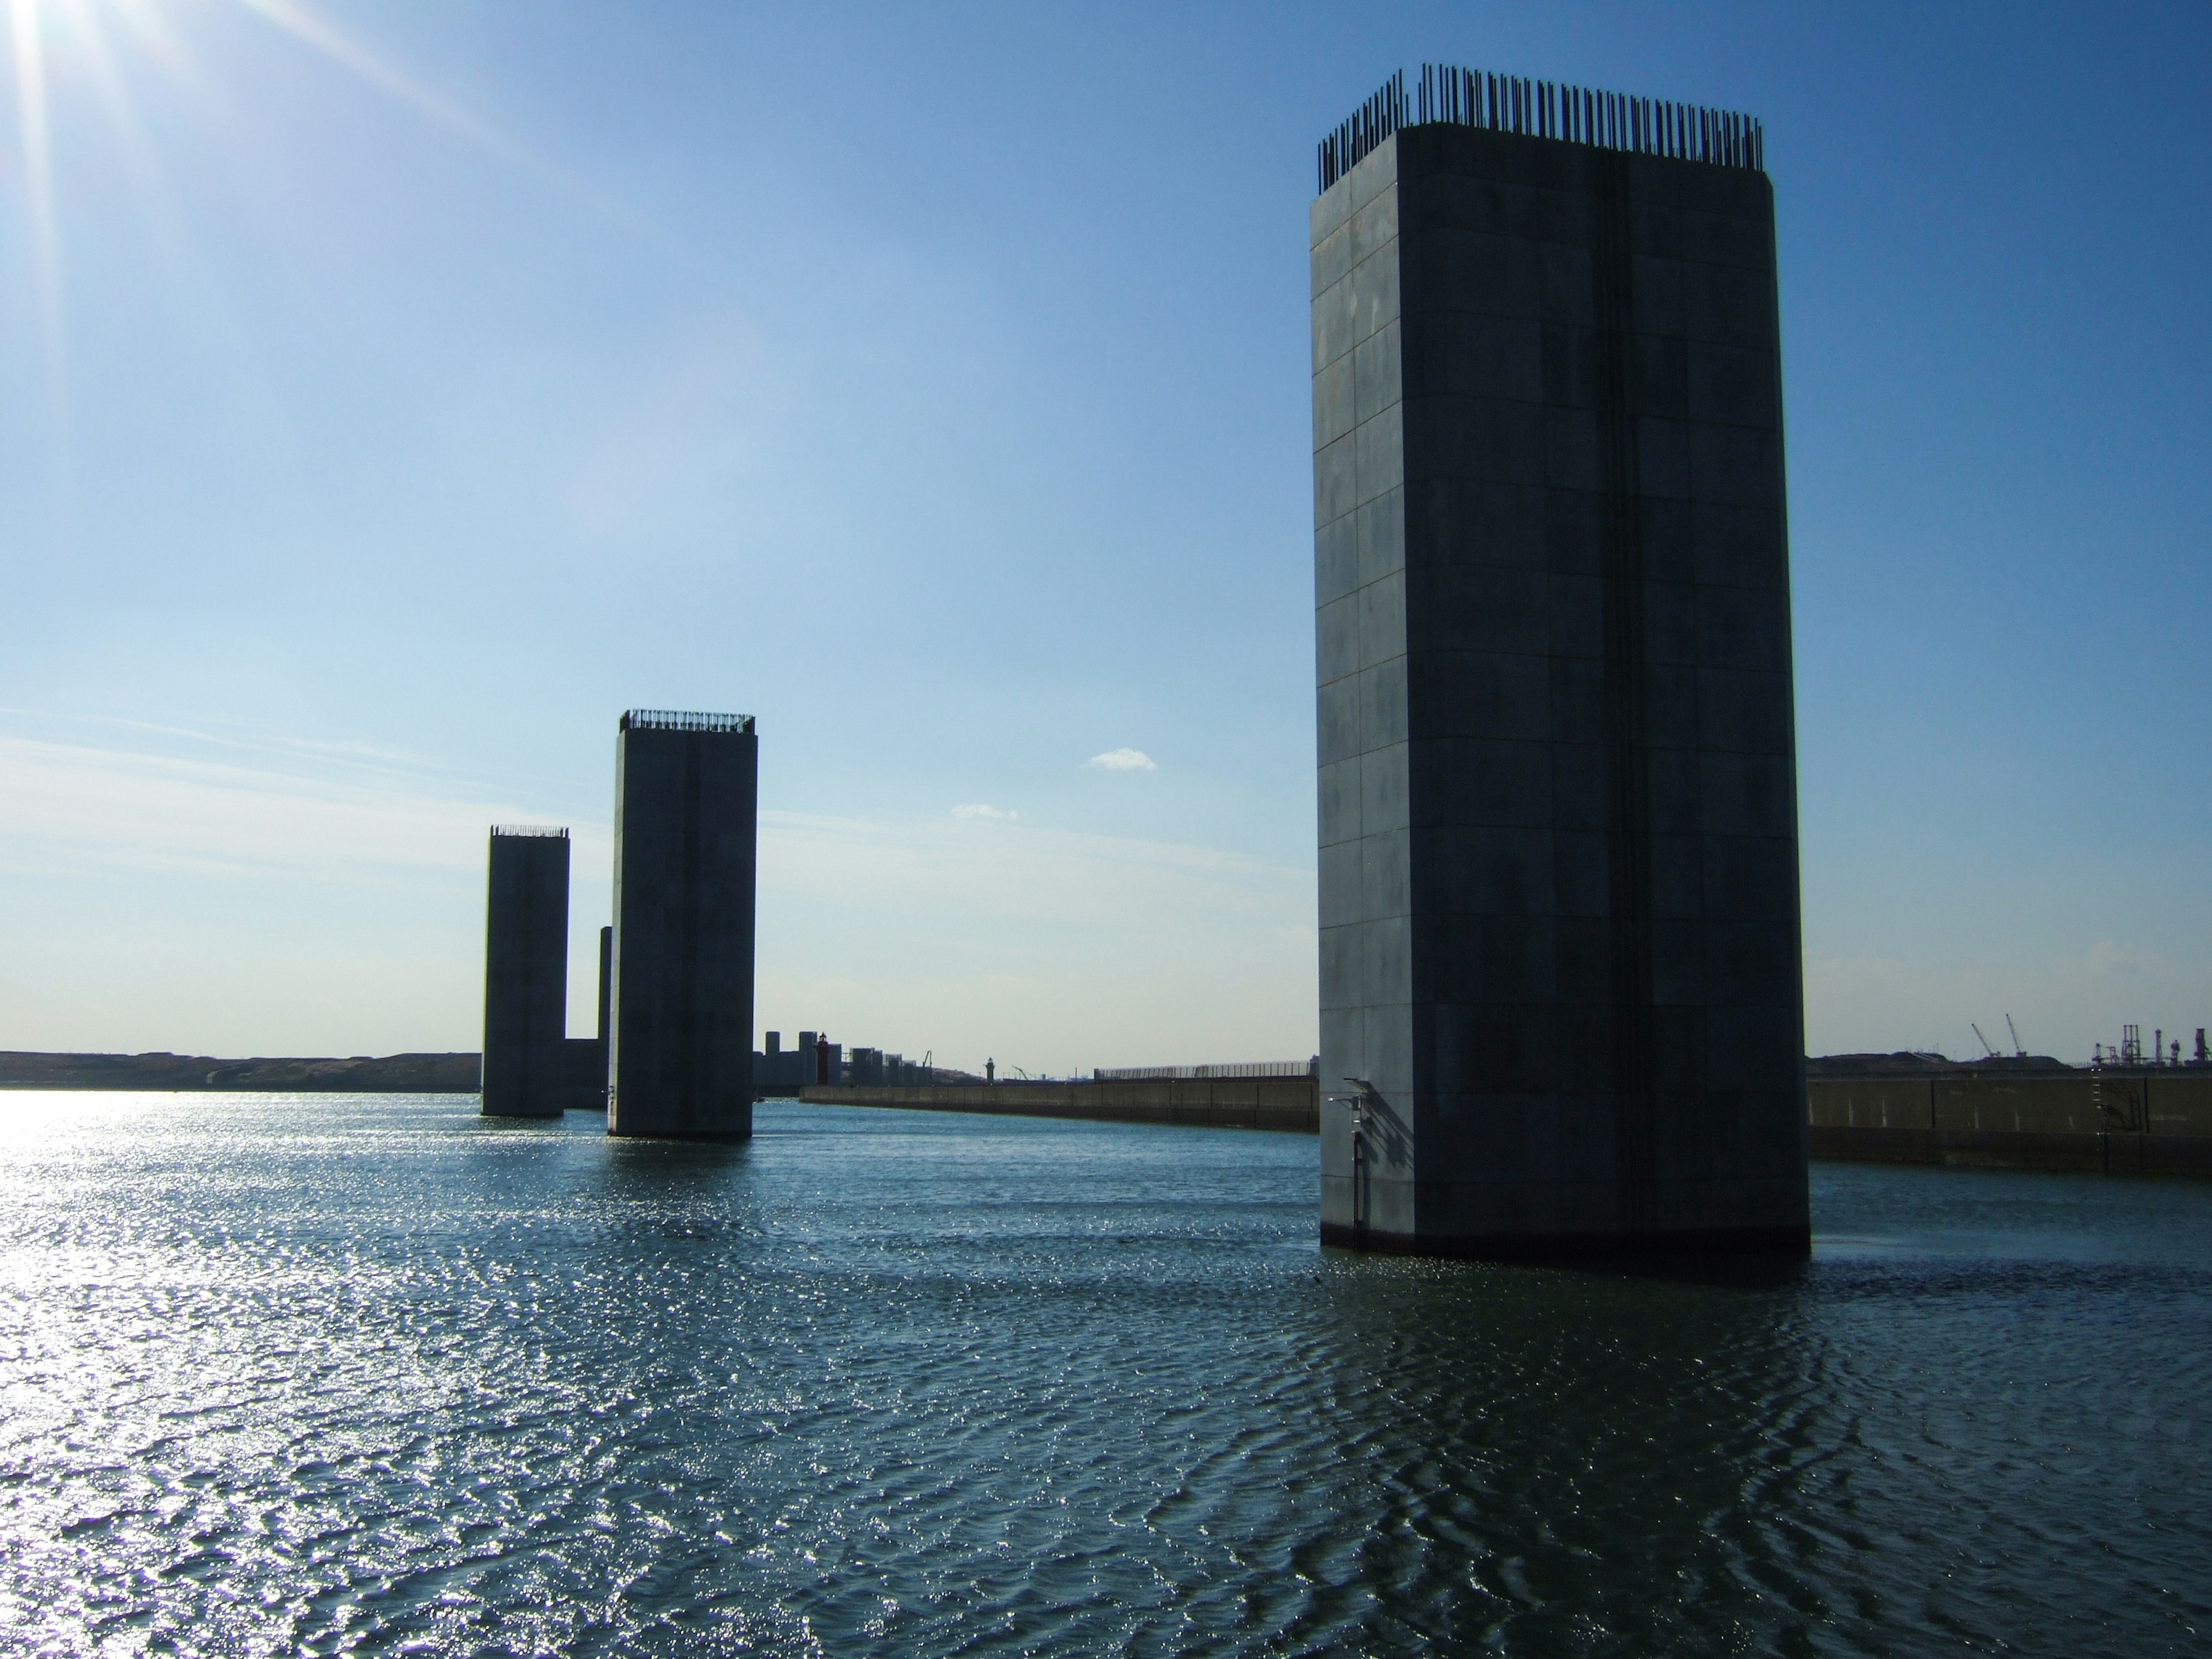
[607,710,756,1140]
[481,826,570,1118]
[1312,79,1807,1259]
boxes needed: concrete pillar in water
[607,710,757,1141]
[481,825,571,1118]
[1310,82,1808,1259]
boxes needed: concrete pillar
[561,1037,603,1111]
[481,827,570,1118]
[608,710,756,1141]
[1311,108,1808,1259]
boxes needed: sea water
[0,1094,2205,1656]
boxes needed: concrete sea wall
[800,1078,1320,1134]
[1809,1072,2212,1175]
[803,1071,2212,1173]
[0,1051,483,1092]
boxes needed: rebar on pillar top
[1319,64,1764,192]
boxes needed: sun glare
[3,0,567,427]
[7,0,64,415]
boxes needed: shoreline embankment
[9,1051,2212,1176]
[808,1069,2212,1174]
[798,1077,1320,1134]
[0,1051,480,1092]
[1809,1069,2212,1176]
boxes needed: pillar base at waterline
[607,1097,752,1143]
[1320,1219,1810,1262]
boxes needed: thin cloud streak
[0,732,547,881]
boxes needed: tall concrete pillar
[608,710,756,1141]
[481,826,570,1118]
[1312,74,1808,1259]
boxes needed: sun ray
[7,0,67,423]
[1,0,632,462]
[222,0,589,202]
[69,0,171,208]
[103,0,224,118]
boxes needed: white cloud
[950,803,1016,819]
[1086,747,1156,772]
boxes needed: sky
[2,1,2208,1073]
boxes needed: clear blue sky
[3,1,2207,1070]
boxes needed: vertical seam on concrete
[1593,150,1657,1232]
[680,739,700,1123]
[522,851,540,1108]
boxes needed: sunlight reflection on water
[0,1093,2206,1656]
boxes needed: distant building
[607,710,757,1141]
[836,1046,931,1086]
[481,826,569,1118]
[752,1030,821,1097]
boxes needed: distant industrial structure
[2091,1024,2207,1068]
[1312,69,1807,1259]
[845,1047,935,1088]
[480,826,571,1118]
[751,1033,949,1096]
[607,710,758,1142]
[753,1031,832,1096]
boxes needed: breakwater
[0,1050,482,1092]
[799,1076,1319,1133]
[804,1070,2212,1175]
[1809,1070,2212,1175]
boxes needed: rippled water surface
[1,1094,2207,1656]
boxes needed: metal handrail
[1092,1060,1319,1081]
